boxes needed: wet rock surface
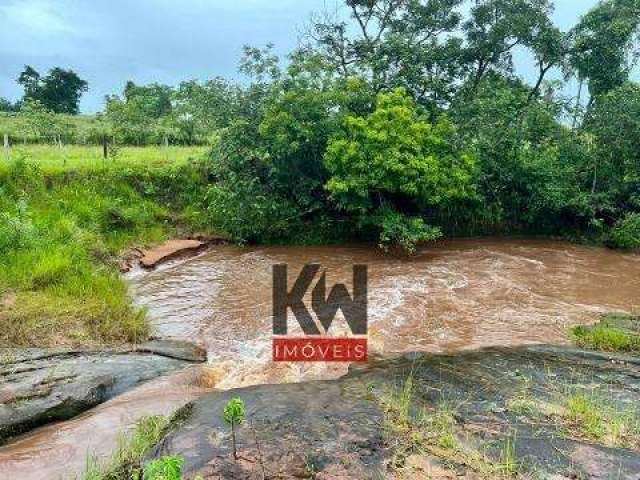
[154,346,640,479]
[135,339,208,362]
[0,341,206,442]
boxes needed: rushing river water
[2,239,639,479]
[128,239,640,388]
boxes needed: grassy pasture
[0,145,208,174]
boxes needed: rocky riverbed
[153,345,640,479]
[0,340,206,443]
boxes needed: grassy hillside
[0,151,211,347]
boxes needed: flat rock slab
[136,340,207,363]
[154,346,640,479]
[0,342,205,442]
[140,240,206,269]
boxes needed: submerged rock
[139,239,208,269]
[0,346,203,442]
[154,346,640,479]
[136,340,208,362]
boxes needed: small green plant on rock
[497,434,519,476]
[572,324,640,352]
[381,374,524,478]
[561,390,640,448]
[223,397,246,461]
[83,415,169,480]
[143,455,184,480]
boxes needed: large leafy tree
[172,78,240,143]
[305,0,465,111]
[17,100,69,140]
[585,82,640,212]
[570,0,640,99]
[17,66,41,101]
[122,81,173,118]
[325,88,476,251]
[17,66,88,114]
[451,75,589,233]
[462,0,560,96]
[105,82,174,144]
[304,0,561,111]
[0,97,16,112]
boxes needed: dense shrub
[609,213,640,250]
[373,208,442,255]
[205,172,305,243]
[325,89,475,252]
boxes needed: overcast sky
[0,0,602,113]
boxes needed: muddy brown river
[2,239,639,479]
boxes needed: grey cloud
[0,0,609,113]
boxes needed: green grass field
[0,145,208,174]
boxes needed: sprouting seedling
[143,455,184,480]
[223,397,245,461]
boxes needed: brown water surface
[129,238,640,387]
[2,239,638,479]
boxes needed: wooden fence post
[3,134,9,161]
[102,136,108,159]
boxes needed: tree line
[1,0,639,251]
[0,66,239,146]
[205,0,640,251]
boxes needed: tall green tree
[585,82,640,211]
[18,100,69,141]
[122,82,173,118]
[451,76,589,233]
[172,78,240,143]
[570,0,640,99]
[0,97,16,112]
[305,0,465,111]
[17,66,41,101]
[325,88,476,251]
[17,66,88,114]
[104,82,173,144]
[462,0,558,95]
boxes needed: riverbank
[0,340,206,443]
[1,153,640,478]
[7,338,637,480]
[0,155,212,347]
[149,344,640,479]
